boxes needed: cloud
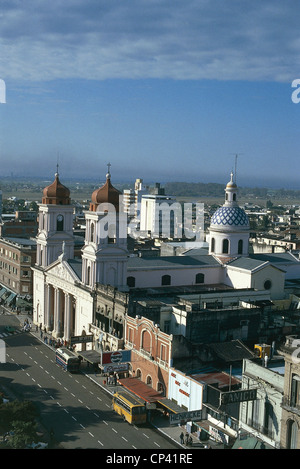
[0,0,299,82]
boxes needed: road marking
[78,399,83,404]
[112,428,118,433]
[98,440,103,446]
[122,436,128,442]
[80,424,85,429]
[64,409,69,414]
[154,441,160,447]
[89,432,94,437]
[71,393,75,397]
[94,412,99,418]
[143,433,149,439]
[57,402,61,407]
[86,405,90,410]
[64,387,68,391]
[103,420,108,425]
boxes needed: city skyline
[0,1,300,188]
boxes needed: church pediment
[45,260,80,284]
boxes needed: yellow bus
[112,391,147,425]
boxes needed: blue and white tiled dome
[210,206,249,229]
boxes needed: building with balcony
[278,335,300,448]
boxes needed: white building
[32,169,300,348]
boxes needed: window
[264,280,272,290]
[238,239,243,254]
[127,276,136,288]
[90,223,95,242]
[291,375,300,407]
[222,239,229,254]
[287,420,298,449]
[211,237,215,253]
[195,273,204,284]
[57,215,64,231]
[161,274,171,286]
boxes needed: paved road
[0,315,178,449]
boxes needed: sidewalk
[12,310,218,450]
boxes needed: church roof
[210,205,249,229]
[89,168,121,212]
[128,254,220,270]
[42,172,71,205]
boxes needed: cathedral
[32,167,300,348]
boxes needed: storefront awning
[118,377,164,403]
[232,437,270,449]
[77,350,101,365]
[5,293,16,305]
[155,397,183,414]
[0,287,7,298]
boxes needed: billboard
[101,350,131,365]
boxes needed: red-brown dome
[42,173,71,205]
[90,173,121,212]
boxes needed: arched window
[87,266,91,286]
[233,193,236,201]
[90,223,95,242]
[211,237,215,253]
[287,420,298,449]
[195,273,205,284]
[146,375,152,386]
[57,215,64,231]
[127,276,136,288]
[222,239,229,254]
[141,330,151,353]
[161,274,171,286]
[238,239,243,254]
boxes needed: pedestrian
[188,435,193,447]
[180,432,184,444]
[185,432,189,445]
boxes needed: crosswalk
[0,329,23,339]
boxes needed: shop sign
[169,409,203,425]
[70,334,94,345]
[220,388,257,405]
[101,349,131,365]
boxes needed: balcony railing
[89,324,124,351]
[282,396,300,416]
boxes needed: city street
[0,312,178,449]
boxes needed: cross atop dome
[106,162,111,179]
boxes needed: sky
[0,0,300,189]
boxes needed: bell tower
[82,165,128,289]
[36,168,74,267]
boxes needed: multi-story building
[239,357,284,448]
[0,236,36,308]
[279,335,300,448]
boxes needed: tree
[10,420,38,449]
[0,400,38,434]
